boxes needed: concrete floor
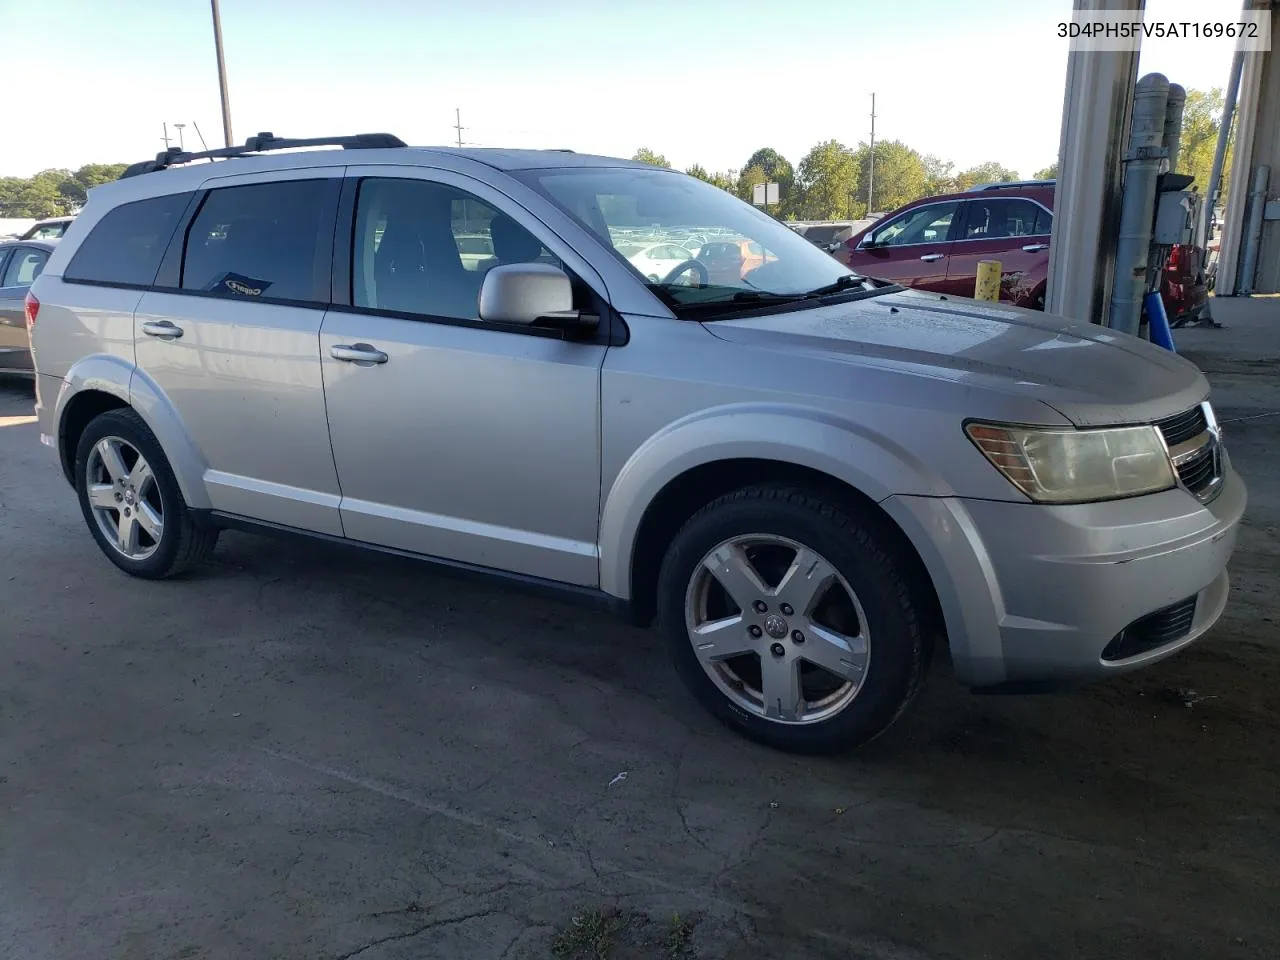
[1,301,1277,960]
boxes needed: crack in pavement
[333,908,501,959]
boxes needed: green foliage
[794,140,860,219]
[741,147,796,214]
[955,161,1022,191]
[0,163,128,217]
[685,164,736,193]
[1179,87,1231,205]
[854,139,927,214]
[632,147,671,168]
[1033,162,1059,180]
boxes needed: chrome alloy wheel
[85,436,165,561]
[684,535,871,724]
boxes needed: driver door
[845,200,960,291]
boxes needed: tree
[853,140,928,214]
[1033,162,1059,180]
[685,164,735,193]
[737,163,768,204]
[1179,87,1232,209]
[740,147,795,214]
[632,147,671,168]
[0,163,129,217]
[794,140,860,220]
[922,154,958,196]
[955,161,1021,191]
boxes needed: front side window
[2,247,48,287]
[515,166,862,316]
[64,193,190,287]
[352,178,559,320]
[182,179,330,303]
[30,222,69,239]
[869,202,959,247]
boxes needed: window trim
[150,176,342,308]
[0,249,12,287]
[62,192,194,290]
[955,196,1053,243]
[335,171,623,345]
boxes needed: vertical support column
[1044,0,1143,325]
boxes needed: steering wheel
[660,259,709,287]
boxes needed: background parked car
[19,216,76,241]
[0,238,56,376]
[835,179,1208,321]
[620,241,695,281]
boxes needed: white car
[619,241,695,282]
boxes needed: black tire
[74,407,218,579]
[656,485,930,754]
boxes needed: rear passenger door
[132,169,346,534]
[944,197,1052,305]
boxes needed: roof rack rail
[119,132,407,179]
[971,178,1056,191]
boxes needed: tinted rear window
[181,179,330,303]
[64,193,190,287]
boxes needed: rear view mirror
[479,264,582,326]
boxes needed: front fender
[597,402,952,599]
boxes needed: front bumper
[884,457,1247,687]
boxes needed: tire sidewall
[74,409,189,578]
[657,492,922,753]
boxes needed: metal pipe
[1162,83,1185,173]
[1200,50,1244,250]
[1238,164,1270,294]
[211,0,234,147]
[1108,73,1169,337]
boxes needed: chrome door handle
[1022,243,1050,252]
[141,320,183,340]
[330,342,389,364]
[919,253,945,262]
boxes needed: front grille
[1153,403,1221,501]
[1154,406,1208,446]
[1102,595,1199,661]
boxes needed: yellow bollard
[975,260,1002,302]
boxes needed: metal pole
[1162,84,1185,173]
[1199,49,1244,250]
[1238,164,1269,294]
[162,122,171,150]
[210,0,234,147]
[1108,72,1169,337]
[174,123,186,151]
[867,92,876,216]
[455,107,464,147]
[192,121,210,152]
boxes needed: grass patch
[551,906,632,960]
[665,912,696,958]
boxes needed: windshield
[515,166,866,314]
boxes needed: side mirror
[478,263,585,328]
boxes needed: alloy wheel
[85,436,165,561]
[684,534,871,724]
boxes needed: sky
[0,0,1244,180]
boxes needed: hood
[700,289,1209,426]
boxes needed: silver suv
[28,133,1247,754]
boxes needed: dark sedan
[0,238,57,376]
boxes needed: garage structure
[1048,0,1277,320]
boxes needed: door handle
[1022,243,1050,252]
[919,253,945,262]
[330,342,389,365]
[141,320,183,340]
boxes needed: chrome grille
[1154,402,1223,502]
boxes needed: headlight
[965,421,1176,503]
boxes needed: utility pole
[210,0,234,147]
[162,122,172,150]
[454,108,465,148]
[174,122,186,150]
[867,92,876,216]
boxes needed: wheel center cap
[763,614,789,639]
[123,488,137,506]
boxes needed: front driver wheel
[657,485,930,754]
[74,408,218,578]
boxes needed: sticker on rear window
[211,272,272,297]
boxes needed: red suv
[834,180,1208,322]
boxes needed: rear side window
[64,193,190,287]
[2,247,49,287]
[181,179,330,303]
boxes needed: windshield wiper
[799,274,867,298]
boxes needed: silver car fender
[597,402,952,600]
